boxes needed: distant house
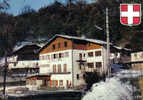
[131,51,143,70]
[8,43,41,77]
[110,46,131,65]
[26,34,131,90]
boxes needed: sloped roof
[39,34,108,52]
[13,42,41,53]
[56,34,107,44]
[112,46,132,52]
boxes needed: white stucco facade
[26,35,130,90]
[131,51,143,62]
[39,50,72,74]
[38,48,105,88]
[131,51,143,69]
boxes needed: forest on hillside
[0,0,143,56]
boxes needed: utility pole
[3,51,8,100]
[106,7,110,76]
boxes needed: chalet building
[131,51,143,70]
[8,43,41,77]
[110,46,131,64]
[26,35,131,90]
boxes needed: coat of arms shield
[120,4,141,26]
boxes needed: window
[53,54,56,59]
[47,81,50,87]
[44,55,47,59]
[40,56,42,60]
[52,44,55,50]
[77,74,79,80]
[64,41,68,47]
[58,64,61,72]
[65,52,69,57]
[26,79,29,85]
[43,80,47,86]
[58,43,61,48]
[56,54,59,58]
[59,80,63,86]
[95,51,101,56]
[47,55,49,60]
[88,52,93,57]
[53,80,58,87]
[48,55,50,60]
[134,53,137,57]
[61,53,64,58]
[53,65,56,73]
[56,80,58,87]
[96,62,102,68]
[14,62,16,66]
[45,55,48,60]
[79,53,82,59]
[59,53,62,58]
[83,53,86,57]
[34,80,36,85]
[87,63,94,68]
[64,64,67,72]
[42,56,44,60]
[67,80,70,88]
[30,80,32,85]
[50,80,54,87]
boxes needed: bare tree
[0,0,9,10]
[20,5,35,15]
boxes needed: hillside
[0,0,143,56]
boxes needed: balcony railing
[9,60,39,69]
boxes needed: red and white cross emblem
[120,4,141,26]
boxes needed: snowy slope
[82,77,133,100]
[82,70,143,100]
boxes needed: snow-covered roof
[54,35,132,51]
[112,46,122,50]
[54,34,107,45]
[13,42,41,53]
[112,46,131,51]
[39,34,108,52]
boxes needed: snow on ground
[82,77,133,100]
[113,69,143,78]
[82,69,142,100]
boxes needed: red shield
[120,4,141,26]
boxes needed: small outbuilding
[26,74,50,90]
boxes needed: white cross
[121,4,140,25]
